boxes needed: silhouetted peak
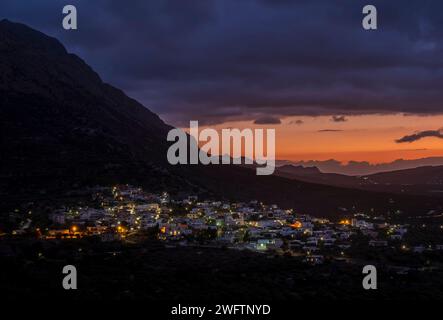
[0,19,67,55]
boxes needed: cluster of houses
[27,185,441,265]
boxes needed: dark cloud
[254,116,281,125]
[290,119,304,125]
[318,129,343,132]
[1,0,443,125]
[396,129,443,143]
[331,115,348,122]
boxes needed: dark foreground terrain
[1,238,443,301]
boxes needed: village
[5,185,443,269]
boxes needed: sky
[1,0,443,163]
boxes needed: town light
[290,221,302,229]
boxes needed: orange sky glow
[189,114,443,164]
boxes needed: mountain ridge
[276,157,443,176]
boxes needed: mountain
[275,165,358,187]
[0,19,183,195]
[363,166,443,186]
[278,157,443,176]
[1,19,442,218]
[274,164,443,196]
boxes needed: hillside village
[5,185,443,271]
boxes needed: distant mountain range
[274,165,443,196]
[276,157,443,176]
[1,19,442,218]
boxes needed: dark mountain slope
[0,19,184,197]
[363,166,443,185]
[275,165,358,187]
[274,164,443,196]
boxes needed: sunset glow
[192,114,443,164]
